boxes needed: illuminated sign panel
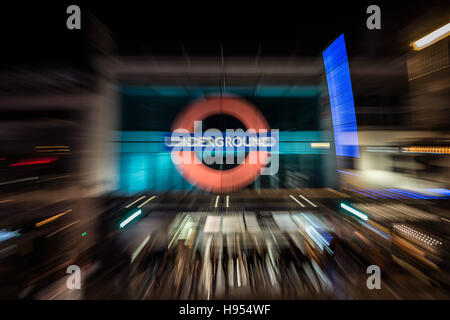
[117,85,329,193]
[322,34,360,157]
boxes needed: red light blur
[9,157,58,167]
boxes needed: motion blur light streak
[310,142,330,149]
[9,157,58,167]
[388,189,425,199]
[137,195,156,208]
[289,195,305,207]
[35,209,73,227]
[347,188,377,199]
[402,146,450,154]
[119,209,142,228]
[394,225,442,246]
[380,189,408,199]
[348,188,446,200]
[366,189,389,199]
[125,196,146,208]
[299,195,317,207]
[214,195,220,208]
[0,229,20,242]
[37,149,71,153]
[0,177,39,186]
[46,220,80,238]
[361,221,391,240]
[337,170,361,176]
[425,189,450,196]
[301,214,332,252]
[35,146,69,148]
[326,188,348,198]
[365,147,399,153]
[411,22,450,50]
[340,203,369,221]
[131,235,150,263]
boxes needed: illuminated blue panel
[115,130,332,193]
[322,34,360,157]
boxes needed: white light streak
[299,195,317,207]
[120,210,142,228]
[138,196,156,208]
[125,196,146,208]
[214,195,220,208]
[289,195,305,207]
[412,23,450,50]
[340,203,368,221]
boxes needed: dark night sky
[0,1,447,69]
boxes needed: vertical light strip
[226,195,229,208]
[322,34,360,157]
[214,195,220,208]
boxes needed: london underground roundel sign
[168,96,277,193]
